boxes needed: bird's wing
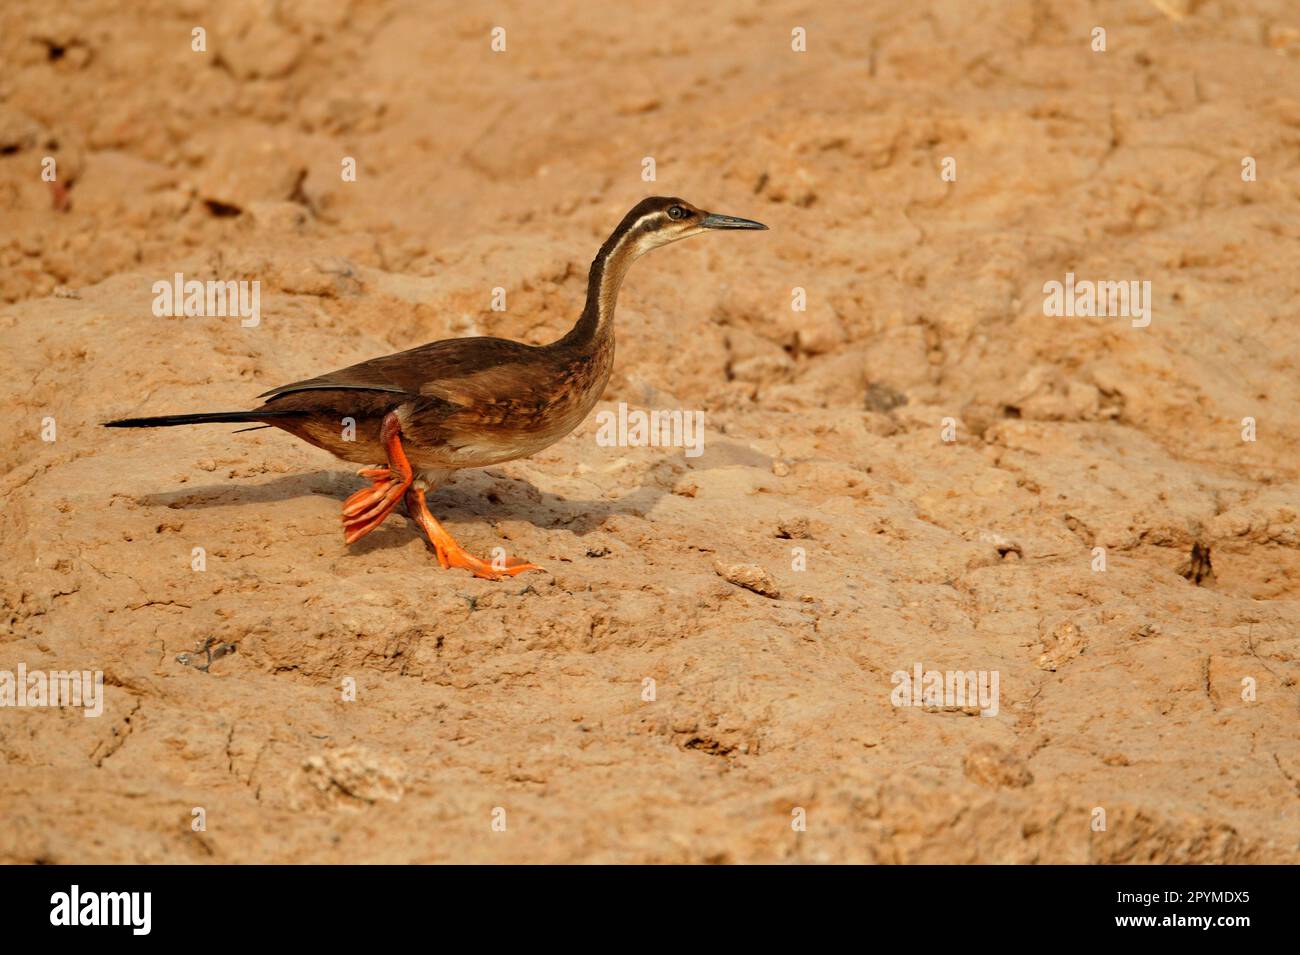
[257,361,411,399]
[258,337,548,402]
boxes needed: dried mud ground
[2,0,1299,864]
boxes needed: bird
[104,197,768,580]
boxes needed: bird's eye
[667,205,688,220]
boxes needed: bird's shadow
[135,468,667,551]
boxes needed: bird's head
[609,196,768,260]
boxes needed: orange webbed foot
[341,467,409,543]
[443,548,542,581]
[404,487,542,581]
[340,413,413,545]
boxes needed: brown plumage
[105,196,767,579]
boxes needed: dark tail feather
[103,410,293,429]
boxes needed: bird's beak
[700,212,768,231]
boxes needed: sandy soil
[1,0,1298,864]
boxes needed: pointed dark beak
[700,212,768,231]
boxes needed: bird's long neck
[556,215,647,351]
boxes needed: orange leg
[403,485,541,581]
[341,412,413,544]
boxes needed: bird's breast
[410,339,615,470]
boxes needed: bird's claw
[342,465,410,544]
[432,543,542,580]
[431,544,541,580]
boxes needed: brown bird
[105,197,767,579]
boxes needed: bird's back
[260,333,615,471]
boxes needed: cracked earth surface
[1,0,1298,862]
